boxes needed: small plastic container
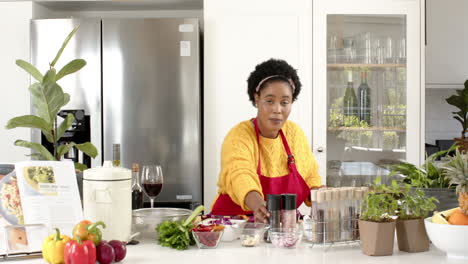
[239,223,267,247]
[269,227,303,249]
[192,230,224,249]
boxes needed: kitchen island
[6,239,464,264]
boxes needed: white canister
[83,167,131,241]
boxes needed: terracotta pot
[358,220,396,256]
[454,138,468,153]
[455,130,468,153]
[396,218,430,252]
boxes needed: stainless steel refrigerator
[31,18,202,208]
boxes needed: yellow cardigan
[213,119,321,211]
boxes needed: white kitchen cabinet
[426,0,468,89]
[0,2,33,163]
[203,0,312,207]
[313,0,425,186]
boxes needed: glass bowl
[239,223,267,247]
[269,227,303,248]
[133,208,192,239]
[192,230,224,249]
[202,218,247,242]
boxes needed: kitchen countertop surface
[6,239,466,264]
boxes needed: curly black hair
[247,58,302,107]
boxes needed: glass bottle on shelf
[112,144,121,167]
[342,70,358,126]
[358,71,371,125]
[131,163,143,210]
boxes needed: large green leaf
[42,69,57,83]
[14,140,55,161]
[74,162,88,172]
[16,60,43,82]
[29,82,66,123]
[56,59,86,81]
[57,141,98,160]
[5,115,53,143]
[56,113,75,140]
[57,142,75,159]
[75,142,98,158]
[26,153,46,160]
[50,26,80,67]
[63,92,70,106]
[447,94,467,112]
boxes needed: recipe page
[0,160,84,255]
[0,164,38,256]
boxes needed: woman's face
[254,81,293,137]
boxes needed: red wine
[143,183,163,197]
[132,190,143,210]
[131,163,143,209]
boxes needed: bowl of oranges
[425,207,468,259]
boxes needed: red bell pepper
[64,236,96,264]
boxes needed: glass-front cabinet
[313,0,424,187]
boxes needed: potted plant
[442,148,468,218]
[396,184,438,252]
[390,145,459,212]
[4,26,97,171]
[445,80,468,152]
[359,178,400,256]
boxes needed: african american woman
[210,58,321,223]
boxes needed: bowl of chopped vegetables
[192,224,225,249]
[202,218,247,242]
[238,223,267,247]
[269,226,303,249]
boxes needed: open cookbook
[0,161,82,258]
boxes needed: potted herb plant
[359,178,400,256]
[396,184,438,252]
[445,80,468,152]
[4,26,97,171]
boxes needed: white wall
[425,89,461,144]
[0,2,33,163]
[203,0,312,208]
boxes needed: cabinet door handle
[317,147,324,153]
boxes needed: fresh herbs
[397,184,438,220]
[156,205,204,250]
[361,177,438,222]
[360,178,400,222]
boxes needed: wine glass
[141,165,163,208]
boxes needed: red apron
[211,118,310,215]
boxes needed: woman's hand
[252,203,270,223]
[245,191,270,223]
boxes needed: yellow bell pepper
[42,228,70,264]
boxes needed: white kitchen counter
[5,239,466,264]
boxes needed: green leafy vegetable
[397,184,438,220]
[360,177,401,222]
[156,205,204,250]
